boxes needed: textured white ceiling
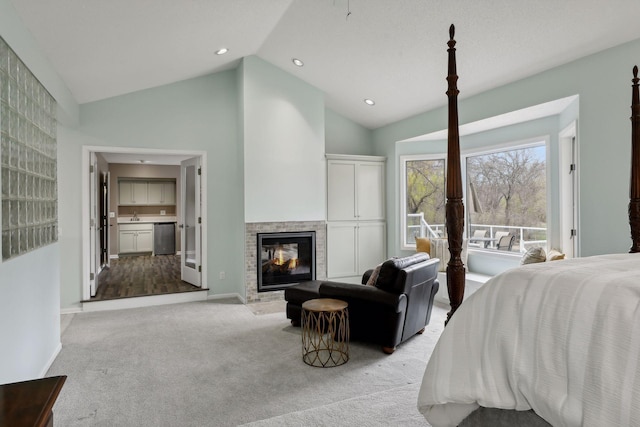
[9,0,640,129]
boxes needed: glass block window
[0,37,57,261]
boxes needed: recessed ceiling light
[364,99,375,106]
[138,160,149,164]
[215,48,229,55]
[292,58,304,67]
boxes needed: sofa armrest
[318,281,405,309]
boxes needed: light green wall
[0,0,71,383]
[325,108,373,155]
[374,37,640,258]
[241,56,326,223]
[58,72,245,308]
[0,0,78,125]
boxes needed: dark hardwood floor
[91,254,201,301]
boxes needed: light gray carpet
[48,298,447,426]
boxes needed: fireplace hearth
[257,231,316,292]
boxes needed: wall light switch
[109,212,115,218]
[160,210,166,215]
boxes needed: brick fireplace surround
[245,221,326,304]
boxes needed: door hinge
[198,167,201,176]
[198,265,202,272]
[90,165,94,173]
[570,229,577,237]
[90,272,95,280]
[569,163,576,173]
[198,217,201,224]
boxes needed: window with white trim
[401,140,548,254]
[465,142,547,253]
[400,155,446,249]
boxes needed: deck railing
[407,213,546,253]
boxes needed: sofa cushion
[375,253,429,294]
[283,280,321,303]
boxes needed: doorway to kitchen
[81,146,208,310]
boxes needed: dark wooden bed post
[445,24,465,324]
[630,66,640,253]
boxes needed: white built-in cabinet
[326,154,386,280]
[147,181,176,205]
[118,223,153,253]
[119,181,148,205]
[119,180,176,206]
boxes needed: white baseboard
[208,293,244,304]
[61,305,83,315]
[82,290,208,312]
[40,342,62,378]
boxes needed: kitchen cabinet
[119,181,148,205]
[119,180,176,206]
[326,154,387,280]
[147,181,176,205]
[119,223,153,254]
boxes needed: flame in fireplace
[271,249,298,270]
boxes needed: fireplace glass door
[257,232,315,291]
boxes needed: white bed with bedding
[418,253,640,427]
[418,24,640,427]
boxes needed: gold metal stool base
[301,298,349,367]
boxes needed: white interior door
[180,157,202,286]
[559,123,578,258]
[89,153,99,296]
[104,171,111,268]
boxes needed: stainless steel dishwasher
[153,222,176,255]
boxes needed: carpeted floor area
[48,299,447,426]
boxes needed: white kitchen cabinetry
[326,154,387,280]
[119,180,176,206]
[147,181,176,205]
[119,223,153,254]
[119,181,149,205]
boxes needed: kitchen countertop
[117,216,178,224]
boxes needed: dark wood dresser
[0,375,66,427]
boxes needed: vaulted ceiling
[9,0,640,129]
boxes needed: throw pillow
[416,237,431,254]
[547,249,566,261]
[365,263,383,286]
[521,246,547,265]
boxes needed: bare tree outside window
[405,159,445,243]
[466,145,547,251]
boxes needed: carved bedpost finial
[630,65,640,252]
[449,24,455,40]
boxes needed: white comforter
[418,253,640,427]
